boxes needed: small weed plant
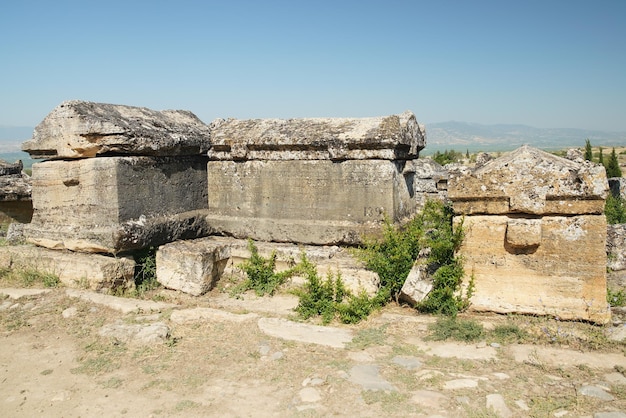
[132,247,160,296]
[0,266,60,288]
[237,240,297,296]
[427,316,484,342]
[608,288,626,307]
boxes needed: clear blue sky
[2,0,625,131]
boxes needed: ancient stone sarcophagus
[22,101,212,254]
[448,145,610,323]
[206,111,426,244]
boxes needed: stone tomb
[206,111,426,245]
[448,146,610,323]
[22,101,213,254]
[23,156,210,254]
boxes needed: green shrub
[606,194,626,224]
[237,240,299,296]
[293,257,383,325]
[490,323,528,344]
[356,199,470,316]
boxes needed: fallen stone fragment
[409,389,448,409]
[486,393,513,418]
[0,288,53,299]
[594,412,626,418]
[0,245,135,291]
[442,378,479,390]
[578,385,615,401]
[391,356,422,370]
[257,317,353,349]
[299,387,322,403]
[66,289,177,314]
[347,364,395,391]
[99,320,170,345]
[169,307,258,323]
[156,239,230,296]
[23,100,212,159]
[400,261,432,305]
[61,307,78,318]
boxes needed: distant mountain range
[425,121,626,154]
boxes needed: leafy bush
[606,194,626,224]
[491,323,528,344]
[293,255,384,324]
[356,199,470,316]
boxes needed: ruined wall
[449,146,610,323]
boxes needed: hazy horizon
[1,1,625,132]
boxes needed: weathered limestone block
[209,237,380,296]
[22,100,211,159]
[457,215,609,323]
[607,224,626,271]
[156,239,230,296]
[0,160,33,224]
[449,146,610,323]
[403,159,448,211]
[206,160,416,245]
[0,245,135,291]
[400,261,433,305]
[448,145,608,215]
[208,110,425,161]
[24,156,210,253]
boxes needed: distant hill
[425,121,626,154]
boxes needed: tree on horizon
[584,139,593,161]
[606,148,622,178]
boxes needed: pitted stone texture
[258,317,353,348]
[0,245,135,291]
[24,156,210,253]
[0,160,33,224]
[607,224,626,271]
[400,261,432,305]
[448,145,608,215]
[207,159,415,245]
[208,110,424,161]
[156,239,230,296]
[458,214,609,323]
[22,100,211,159]
[403,158,448,211]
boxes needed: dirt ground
[0,283,625,418]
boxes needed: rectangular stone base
[207,160,415,245]
[457,214,609,323]
[0,245,135,291]
[24,156,209,253]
